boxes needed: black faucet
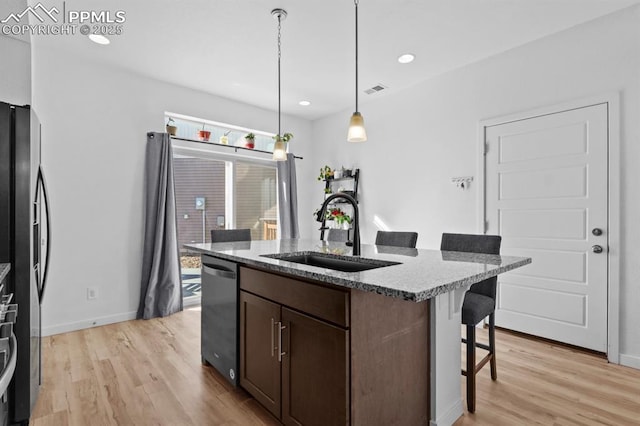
[316,192,361,256]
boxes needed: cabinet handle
[277,321,287,363]
[270,318,275,357]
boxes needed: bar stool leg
[466,324,476,413]
[489,313,497,381]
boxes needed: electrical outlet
[87,287,97,300]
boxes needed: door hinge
[484,141,489,155]
[484,220,489,233]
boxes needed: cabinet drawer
[240,267,349,328]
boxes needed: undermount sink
[262,251,401,273]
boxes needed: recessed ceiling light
[89,34,110,45]
[299,100,311,106]
[398,53,415,64]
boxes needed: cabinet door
[239,291,281,418]
[281,308,349,426]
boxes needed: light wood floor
[31,307,640,426]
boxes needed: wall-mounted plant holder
[451,176,473,190]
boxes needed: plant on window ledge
[273,132,293,143]
[245,133,256,149]
[166,117,177,136]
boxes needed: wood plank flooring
[31,307,640,425]
[456,328,640,425]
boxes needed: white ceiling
[32,0,639,120]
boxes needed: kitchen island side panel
[350,288,430,425]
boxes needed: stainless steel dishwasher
[201,255,239,386]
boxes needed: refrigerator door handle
[37,165,51,301]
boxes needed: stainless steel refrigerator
[0,102,51,425]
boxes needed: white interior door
[485,103,608,352]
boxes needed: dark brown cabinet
[240,291,349,426]
[239,291,281,418]
[281,308,348,426]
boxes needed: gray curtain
[276,153,300,239]
[137,132,183,319]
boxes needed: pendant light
[347,0,367,142]
[272,8,288,161]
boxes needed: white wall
[31,45,313,335]
[0,34,30,105]
[306,7,640,366]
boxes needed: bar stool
[440,232,501,413]
[211,229,251,243]
[374,231,418,248]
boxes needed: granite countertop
[185,239,531,302]
[0,264,9,284]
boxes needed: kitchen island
[185,239,530,426]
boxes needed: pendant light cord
[277,13,282,136]
[354,0,359,113]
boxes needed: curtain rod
[164,135,303,160]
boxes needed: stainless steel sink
[262,251,401,273]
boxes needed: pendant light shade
[347,0,367,142]
[272,140,287,161]
[347,112,367,142]
[272,8,288,161]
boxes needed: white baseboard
[42,310,138,336]
[430,398,463,426]
[620,353,640,370]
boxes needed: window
[169,113,279,304]
[235,161,277,241]
[167,113,278,152]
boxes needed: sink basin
[262,251,401,273]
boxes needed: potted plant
[244,133,256,149]
[317,165,334,181]
[324,187,333,199]
[166,118,177,136]
[198,124,211,142]
[273,132,293,144]
[219,130,231,145]
[329,208,351,230]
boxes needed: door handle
[592,228,603,236]
[37,166,51,301]
[592,245,604,254]
[277,321,286,362]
